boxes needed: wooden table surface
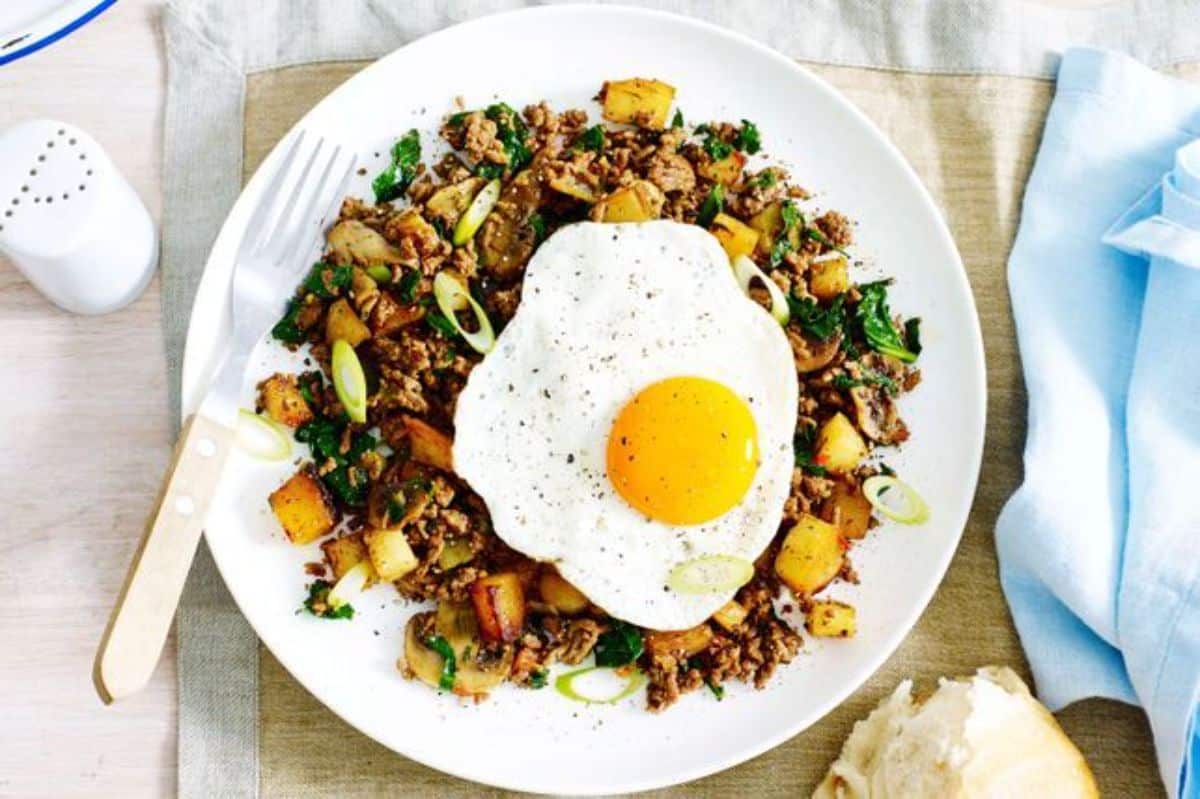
[0,3,172,797]
[0,2,1143,798]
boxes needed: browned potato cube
[321,533,377,584]
[469,573,526,643]
[805,600,857,637]
[814,412,868,473]
[325,297,371,347]
[710,213,760,261]
[821,480,874,540]
[645,625,714,657]
[257,374,313,428]
[363,526,419,581]
[809,255,850,301]
[401,416,454,472]
[538,568,589,615]
[268,466,337,545]
[549,173,597,203]
[599,180,665,223]
[775,513,846,596]
[698,152,746,185]
[600,78,676,129]
[711,600,748,631]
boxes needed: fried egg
[453,221,797,630]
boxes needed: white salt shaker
[0,119,157,314]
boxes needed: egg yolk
[606,376,759,525]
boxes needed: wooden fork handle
[94,413,234,704]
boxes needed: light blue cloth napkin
[997,47,1200,798]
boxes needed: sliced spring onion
[555,667,647,705]
[235,409,292,461]
[732,255,789,326]
[327,560,373,610]
[365,264,392,283]
[811,251,844,264]
[432,271,496,354]
[862,475,930,525]
[667,555,754,595]
[452,178,501,245]
[331,338,368,423]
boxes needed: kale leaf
[594,620,644,667]
[769,200,804,267]
[734,119,761,154]
[372,129,421,203]
[271,298,306,344]
[855,281,919,363]
[528,669,549,690]
[832,370,899,395]
[670,109,685,129]
[303,579,354,620]
[425,635,457,690]
[705,677,726,700]
[793,425,827,477]
[302,262,353,298]
[696,183,725,228]
[484,102,532,175]
[397,269,421,303]
[574,124,605,153]
[787,294,846,341]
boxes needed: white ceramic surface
[0,1,113,66]
[181,6,986,794]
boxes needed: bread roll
[814,667,1097,798]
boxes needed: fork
[93,133,356,703]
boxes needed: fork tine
[256,136,326,256]
[238,131,305,260]
[278,145,348,272]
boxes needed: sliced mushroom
[788,328,843,373]
[403,603,514,696]
[479,166,545,279]
[425,177,485,229]
[849,385,909,444]
[327,219,405,266]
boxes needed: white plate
[0,1,113,66]
[182,6,985,794]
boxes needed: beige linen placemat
[165,2,1200,796]
[239,60,1159,799]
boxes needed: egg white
[453,221,798,630]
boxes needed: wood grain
[0,2,174,798]
[95,413,234,705]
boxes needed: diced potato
[748,201,801,258]
[814,412,869,473]
[327,219,404,266]
[469,572,526,643]
[363,526,419,581]
[711,600,748,631]
[601,78,676,129]
[710,213,760,261]
[775,513,846,596]
[698,151,746,185]
[325,297,371,347]
[425,177,485,228]
[599,180,665,223]
[321,533,377,584]
[805,600,857,638]
[257,374,313,428]
[538,569,589,615]
[645,624,714,657]
[549,173,597,203]
[809,255,849,301]
[401,416,454,471]
[821,480,873,540]
[369,290,424,338]
[268,466,337,545]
